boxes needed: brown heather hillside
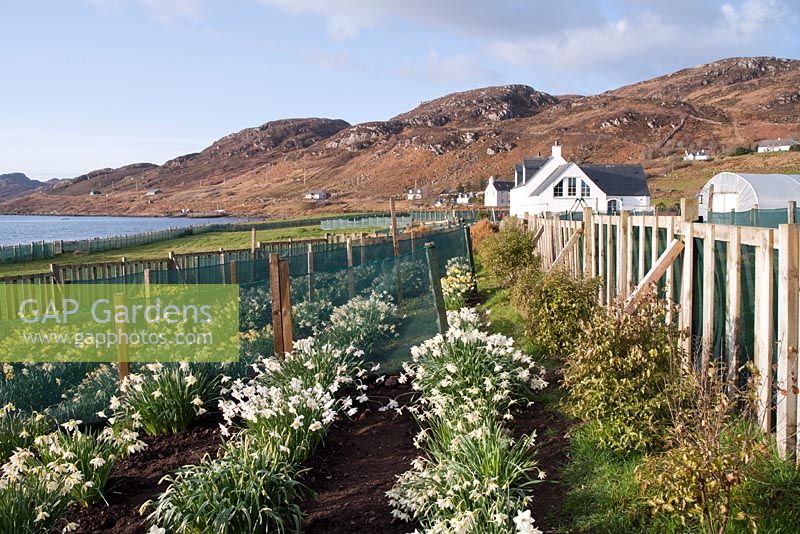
[2,57,799,217]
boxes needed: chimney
[552,139,562,159]
[488,176,495,186]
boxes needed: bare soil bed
[299,382,418,534]
[67,413,226,533]
[299,376,573,534]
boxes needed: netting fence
[0,226,470,426]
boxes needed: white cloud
[87,0,202,24]
[305,49,354,69]
[721,0,790,35]
[487,0,797,88]
[400,51,502,84]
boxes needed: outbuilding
[698,172,800,218]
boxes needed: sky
[1,0,798,181]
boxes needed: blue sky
[2,0,798,180]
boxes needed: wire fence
[0,226,471,425]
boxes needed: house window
[581,181,590,197]
[554,180,564,197]
[607,199,619,214]
[567,177,576,196]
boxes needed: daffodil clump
[441,257,476,310]
[145,293,400,533]
[388,308,547,534]
[109,362,219,436]
[322,291,401,353]
[0,403,52,462]
[0,419,145,532]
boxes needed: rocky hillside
[3,56,799,216]
[0,173,43,201]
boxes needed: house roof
[305,189,326,195]
[758,138,797,148]
[522,158,547,171]
[581,165,650,196]
[492,181,514,191]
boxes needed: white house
[144,189,162,197]
[456,192,473,205]
[303,189,328,201]
[684,150,710,161]
[484,176,513,207]
[757,138,797,153]
[509,142,651,217]
[407,187,423,201]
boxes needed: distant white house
[484,176,513,207]
[758,138,797,153]
[144,189,162,197]
[684,150,710,161]
[407,187,423,201]
[89,190,101,196]
[303,189,328,201]
[509,141,651,217]
[456,192,473,205]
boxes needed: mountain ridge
[3,56,799,216]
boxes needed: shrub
[732,146,753,156]
[562,295,683,453]
[636,365,767,533]
[469,219,497,253]
[510,266,600,358]
[441,257,476,310]
[477,218,538,287]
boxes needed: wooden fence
[525,200,799,460]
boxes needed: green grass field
[0,225,380,277]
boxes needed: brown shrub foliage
[469,219,497,253]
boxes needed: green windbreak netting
[707,207,800,228]
[0,227,469,423]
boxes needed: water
[0,215,249,246]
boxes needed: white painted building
[303,189,328,201]
[684,150,710,161]
[509,142,651,217]
[407,187,423,201]
[483,176,513,207]
[757,138,797,153]
[456,192,473,205]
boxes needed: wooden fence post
[789,201,797,224]
[623,238,684,315]
[114,292,130,382]
[346,238,354,299]
[269,254,293,359]
[725,226,741,388]
[390,197,403,304]
[701,224,716,375]
[755,229,775,432]
[583,207,594,277]
[777,223,799,458]
[229,261,238,285]
[463,224,476,279]
[617,211,630,298]
[679,222,695,359]
[307,244,314,301]
[425,243,448,334]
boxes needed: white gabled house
[684,149,710,161]
[757,138,797,153]
[509,142,651,217]
[484,176,513,207]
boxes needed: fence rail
[525,202,799,460]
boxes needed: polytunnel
[698,172,800,218]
